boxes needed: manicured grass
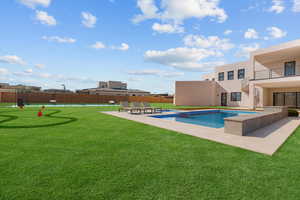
[0,105,300,199]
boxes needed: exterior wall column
[249,54,256,80]
[249,82,256,110]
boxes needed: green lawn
[0,105,300,200]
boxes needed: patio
[103,110,300,155]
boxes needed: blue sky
[0,0,299,93]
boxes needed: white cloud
[112,43,130,51]
[144,47,223,71]
[13,71,32,77]
[244,28,259,39]
[293,0,300,12]
[35,10,57,26]
[91,42,129,51]
[152,23,184,34]
[132,0,159,23]
[91,42,106,49]
[42,36,76,43]
[162,71,185,77]
[81,12,97,28]
[24,68,33,74]
[269,0,285,13]
[236,43,260,58]
[35,64,45,69]
[183,35,234,51]
[19,0,51,8]
[0,55,26,65]
[128,77,142,82]
[133,0,227,24]
[128,69,184,77]
[267,26,287,39]
[0,68,9,75]
[224,29,232,35]
[38,73,52,78]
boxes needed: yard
[0,104,300,200]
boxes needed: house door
[273,92,299,108]
[221,93,227,106]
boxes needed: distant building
[43,89,74,94]
[77,80,150,96]
[98,81,127,90]
[0,83,41,93]
[98,81,108,89]
[0,83,10,88]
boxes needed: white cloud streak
[152,23,184,34]
[19,0,51,8]
[267,26,287,39]
[269,0,285,13]
[183,35,234,51]
[91,42,106,49]
[133,0,227,24]
[35,10,57,26]
[42,36,76,43]
[144,47,223,71]
[81,12,97,28]
[236,43,260,58]
[128,69,184,77]
[0,55,26,65]
[293,0,300,12]
[244,28,259,39]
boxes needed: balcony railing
[254,67,300,80]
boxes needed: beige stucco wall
[175,61,251,107]
[175,81,217,106]
[214,61,250,107]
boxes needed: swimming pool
[151,110,257,128]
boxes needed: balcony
[254,67,300,80]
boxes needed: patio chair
[118,101,131,112]
[141,102,154,114]
[142,102,162,113]
[130,102,143,114]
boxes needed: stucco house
[175,39,300,109]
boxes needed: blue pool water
[151,110,257,128]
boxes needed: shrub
[288,109,299,117]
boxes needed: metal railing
[254,67,300,80]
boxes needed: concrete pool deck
[102,110,300,155]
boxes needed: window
[231,92,241,101]
[227,71,234,80]
[238,69,245,79]
[284,61,296,76]
[218,72,224,81]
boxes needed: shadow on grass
[0,110,78,129]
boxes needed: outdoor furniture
[118,101,131,112]
[142,102,162,113]
[130,102,143,114]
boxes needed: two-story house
[175,39,300,109]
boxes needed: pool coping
[102,109,300,155]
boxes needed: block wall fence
[0,92,173,104]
